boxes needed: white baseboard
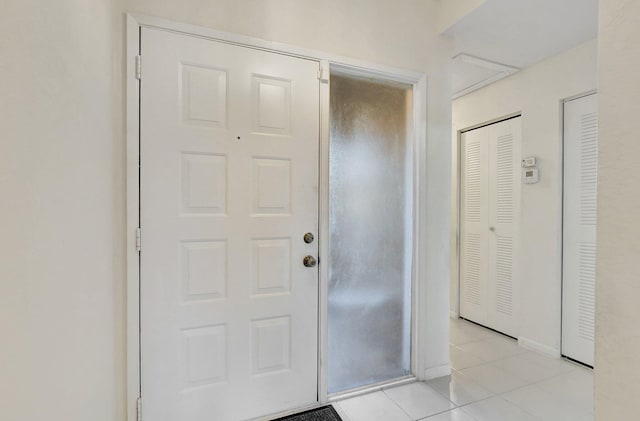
[423,364,451,381]
[518,336,561,358]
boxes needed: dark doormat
[271,406,342,421]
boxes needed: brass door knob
[303,255,317,268]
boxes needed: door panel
[488,119,520,337]
[140,28,320,421]
[562,94,598,366]
[460,117,521,337]
[460,129,489,324]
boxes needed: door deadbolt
[303,255,317,268]
[303,233,315,244]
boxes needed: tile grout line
[382,383,459,421]
[451,320,592,420]
[381,388,420,420]
[335,319,592,421]
[331,402,350,421]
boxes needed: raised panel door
[140,27,320,421]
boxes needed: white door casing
[140,27,320,421]
[460,117,521,337]
[562,93,597,366]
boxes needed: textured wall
[595,0,640,418]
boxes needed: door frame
[559,90,597,365]
[125,13,428,421]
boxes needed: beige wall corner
[435,0,487,34]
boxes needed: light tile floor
[332,318,593,421]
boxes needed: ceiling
[443,0,599,97]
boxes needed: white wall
[595,0,640,418]
[0,1,125,420]
[451,39,598,355]
[435,0,486,33]
[0,1,452,420]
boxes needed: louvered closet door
[562,94,597,366]
[460,117,520,337]
[487,118,520,337]
[460,128,490,325]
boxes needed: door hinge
[135,227,141,253]
[135,55,142,80]
[136,396,142,421]
[318,61,329,83]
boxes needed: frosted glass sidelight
[328,75,413,394]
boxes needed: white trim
[460,111,522,134]
[450,311,459,320]
[317,59,330,404]
[559,95,566,364]
[518,336,562,359]
[423,363,451,381]
[452,54,520,99]
[452,129,462,321]
[330,63,419,85]
[328,376,416,403]
[128,13,423,84]
[413,75,428,381]
[453,128,463,327]
[125,14,141,421]
[125,13,429,419]
[453,53,518,72]
[562,89,598,104]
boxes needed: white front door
[140,27,320,421]
[460,117,521,337]
[562,93,598,366]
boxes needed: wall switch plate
[522,156,537,167]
